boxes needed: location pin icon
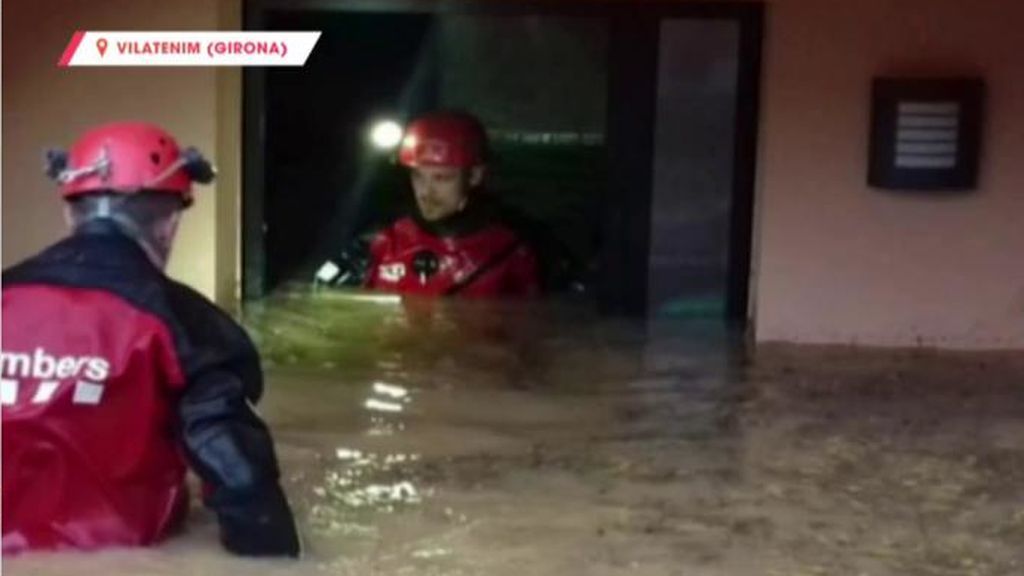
[96,38,108,57]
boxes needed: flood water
[6,292,1024,575]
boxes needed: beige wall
[754,0,1024,349]
[1,0,240,302]
[4,0,1022,349]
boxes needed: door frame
[242,0,763,327]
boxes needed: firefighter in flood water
[1,122,300,557]
[316,111,541,298]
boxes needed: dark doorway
[259,12,435,290]
[243,1,762,327]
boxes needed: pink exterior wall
[1,0,238,302]
[3,0,1021,348]
[754,0,1024,349]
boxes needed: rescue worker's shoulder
[1,237,262,399]
[160,279,249,346]
[476,220,528,250]
[2,261,32,285]
[1,236,78,283]
[159,278,264,399]
[366,218,413,254]
[389,217,421,239]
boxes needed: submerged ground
[8,293,1023,575]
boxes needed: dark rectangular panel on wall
[869,77,984,191]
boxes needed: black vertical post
[242,1,268,301]
[725,6,763,327]
[601,13,659,317]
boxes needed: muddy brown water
[6,293,1024,575]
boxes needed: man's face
[410,165,483,222]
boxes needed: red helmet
[398,112,488,168]
[45,121,214,204]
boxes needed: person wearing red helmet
[350,111,540,298]
[2,122,300,557]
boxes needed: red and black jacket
[1,220,299,557]
[364,199,540,298]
